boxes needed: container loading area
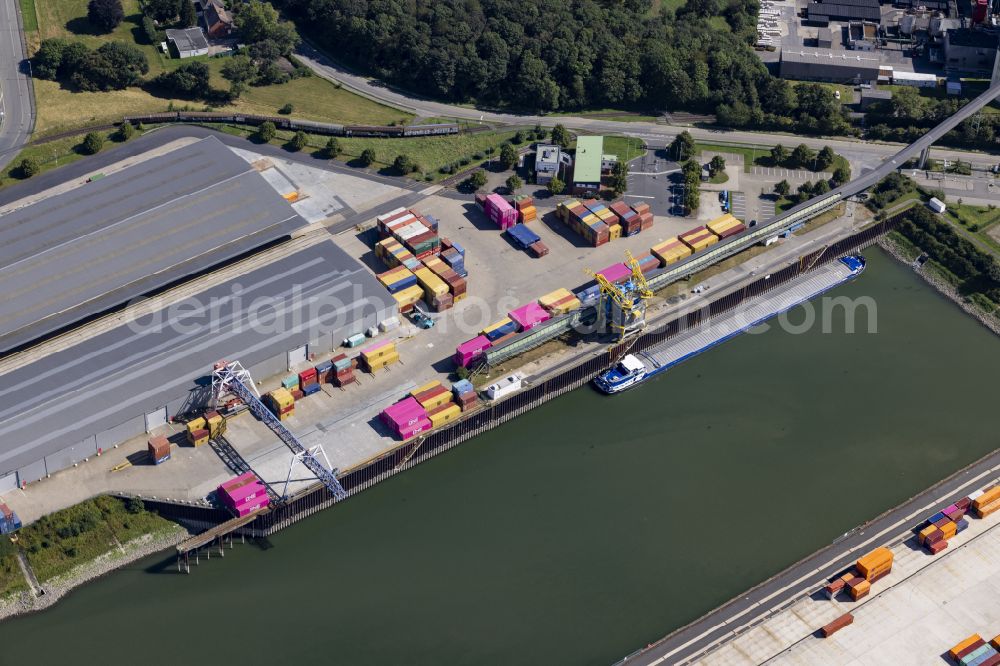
[0,240,394,494]
[0,136,310,354]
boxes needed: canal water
[2,249,998,665]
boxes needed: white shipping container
[486,374,523,400]
[377,207,408,224]
[379,316,400,332]
[929,197,946,214]
[396,221,429,240]
[892,71,938,88]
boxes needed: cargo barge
[594,255,866,394]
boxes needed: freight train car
[344,125,406,137]
[403,123,460,136]
[122,114,459,139]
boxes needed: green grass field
[601,135,646,162]
[29,0,410,135]
[0,539,27,599]
[0,128,121,188]
[18,0,38,32]
[220,124,521,180]
[19,496,175,583]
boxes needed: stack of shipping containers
[451,379,479,411]
[512,195,537,223]
[538,288,582,315]
[948,635,1000,666]
[217,472,270,517]
[483,194,517,229]
[361,340,399,372]
[380,397,432,440]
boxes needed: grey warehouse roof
[781,49,880,66]
[166,27,209,52]
[0,241,395,478]
[808,2,880,21]
[947,28,1000,49]
[0,136,307,353]
[535,144,561,169]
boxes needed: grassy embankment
[695,141,850,177]
[217,124,523,181]
[22,0,409,137]
[18,496,175,583]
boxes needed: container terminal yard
[0,78,999,654]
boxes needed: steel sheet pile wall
[166,217,902,538]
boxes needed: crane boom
[212,361,347,500]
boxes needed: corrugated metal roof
[807,2,880,21]
[0,137,307,353]
[574,136,604,184]
[0,241,393,477]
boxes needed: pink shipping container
[219,472,256,494]
[361,340,394,357]
[381,397,429,430]
[234,496,270,517]
[398,417,432,439]
[485,193,517,229]
[508,302,551,331]
[597,262,632,284]
[455,335,491,367]
[224,481,267,507]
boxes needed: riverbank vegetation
[895,206,1000,315]
[18,496,174,582]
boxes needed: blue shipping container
[302,383,322,396]
[961,645,997,666]
[927,511,947,525]
[576,284,601,305]
[152,453,171,466]
[484,321,518,342]
[385,274,419,293]
[956,517,969,532]
[451,242,466,256]
[452,379,475,397]
[508,224,541,249]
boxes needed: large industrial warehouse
[0,137,394,492]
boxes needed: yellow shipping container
[377,266,414,290]
[539,288,574,309]
[856,547,893,579]
[940,520,958,539]
[418,390,451,412]
[186,417,206,435]
[549,296,581,315]
[393,284,424,310]
[481,318,513,336]
[685,232,718,252]
[366,350,400,370]
[918,524,938,544]
[414,267,449,298]
[270,388,294,409]
[707,213,741,236]
[428,402,461,428]
[412,380,442,397]
[206,412,225,437]
[973,486,1000,509]
[651,239,692,265]
[950,635,983,660]
[361,342,395,362]
[608,223,622,240]
[990,634,1000,651]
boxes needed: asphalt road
[0,0,33,172]
[293,43,1000,171]
[621,451,1000,665]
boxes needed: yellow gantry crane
[587,250,655,341]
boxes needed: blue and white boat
[593,255,866,395]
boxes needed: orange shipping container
[940,520,958,539]
[975,499,1000,518]
[950,635,983,660]
[991,635,1000,651]
[856,547,893,579]
[973,486,1000,509]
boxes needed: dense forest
[277,0,845,132]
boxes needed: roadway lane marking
[625,194,655,199]
[651,463,1000,663]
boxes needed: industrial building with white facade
[0,136,394,493]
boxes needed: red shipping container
[529,241,549,257]
[928,539,948,554]
[956,639,987,660]
[956,497,972,511]
[291,389,304,401]
[820,613,853,637]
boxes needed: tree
[499,142,518,170]
[118,121,135,141]
[551,124,570,148]
[791,144,816,169]
[82,132,105,155]
[770,144,789,166]
[513,130,526,144]
[71,42,149,91]
[126,497,144,514]
[813,179,831,195]
[325,137,341,158]
[506,174,523,193]
[33,39,69,80]
[797,181,814,201]
[256,121,276,143]
[17,157,40,179]
[87,0,124,32]
[832,165,851,186]
[144,0,180,22]
[360,148,376,166]
[221,55,257,84]
[393,154,415,173]
[278,103,294,115]
[547,176,565,195]
[533,124,546,141]
[152,61,210,97]
[235,0,300,54]
[709,155,726,177]
[289,130,307,151]
[611,161,628,195]
[774,179,790,197]
[469,170,488,190]
[669,131,696,162]
[179,0,196,27]
[816,146,836,171]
